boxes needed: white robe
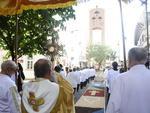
[0,74,21,113]
[107,69,119,93]
[22,78,59,113]
[60,71,66,79]
[66,72,79,88]
[106,65,150,113]
[75,71,81,84]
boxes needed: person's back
[55,71,75,113]
[107,62,119,93]
[22,59,60,113]
[22,78,59,113]
[106,47,150,113]
[0,60,21,113]
[118,65,150,113]
[0,75,19,113]
[66,71,78,88]
[107,69,119,89]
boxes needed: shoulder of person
[7,77,17,87]
[57,75,74,93]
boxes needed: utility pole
[118,0,127,71]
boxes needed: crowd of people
[54,65,96,94]
[1,47,150,113]
[0,58,96,113]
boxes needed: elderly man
[22,59,75,113]
[106,47,150,113]
[0,60,21,113]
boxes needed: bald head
[1,60,18,76]
[34,59,51,78]
[128,47,147,68]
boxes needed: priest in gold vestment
[22,59,75,113]
[54,65,75,113]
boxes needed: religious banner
[18,0,76,13]
[0,0,76,16]
[0,0,20,16]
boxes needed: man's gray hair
[1,60,18,71]
[128,47,147,63]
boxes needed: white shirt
[22,78,59,113]
[107,69,119,93]
[60,71,66,79]
[106,65,150,113]
[66,72,78,88]
[11,72,19,83]
[103,68,109,87]
[0,74,21,113]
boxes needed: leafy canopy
[0,7,75,60]
[87,44,114,65]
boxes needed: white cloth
[66,72,79,88]
[106,65,150,113]
[91,68,96,77]
[80,69,88,82]
[60,71,66,79]
[22,78,59,113]
[11,72,19,83]
[107,69,119,93]
[80,70,85,82]
[75,71,81,84]
[0,74,21,113]
[103,68,109,87]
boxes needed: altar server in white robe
[107,62,119,94]
[66,68,79,93]
[106,47,150,113]
[0,60,21,113]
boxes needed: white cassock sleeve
[8,86,21,113]
[106,77,122,113]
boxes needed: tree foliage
[0,7,75,60]
[87,44,114,66]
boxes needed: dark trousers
[77,84,80,92]
[80,82,84,89]
[106,87,110,108]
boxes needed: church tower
[89,7,105,46]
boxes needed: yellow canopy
[0,0,76,16]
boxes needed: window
[27,56,33,69]
[27,61,33,69]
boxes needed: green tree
[0,7,75,60]
[108,51,117,61]
[87,44,113,67]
